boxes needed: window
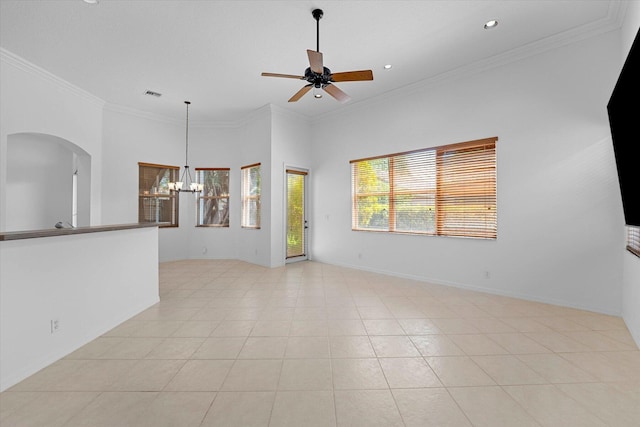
[628,226,640,258]
[138,162,179,227]
[241,163,261,228]
[350,137,497,239]
[196,168,230,227]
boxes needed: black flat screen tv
[607,27,640,226]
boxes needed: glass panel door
[286,169,307,261]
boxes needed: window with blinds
[241,163,261,229]
[196,168,230,227]
[628,226,640,258]
[138,162,179,227]
[350,137,497,239]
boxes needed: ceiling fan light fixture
[484,20,498,29]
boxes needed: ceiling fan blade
[307,49,324,74]
[331,70,374,82]
[288,84,313,102]
[323,83,351,103]
[261,72,304,79]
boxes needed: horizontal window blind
[241,163,261,229]
[350,137,497,239]
[628,226,640,258]
[195,168,230,227]
[138,162,179,227]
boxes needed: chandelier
[168,101,203,193]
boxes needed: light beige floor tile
[191,337,246,359]
[498,317,553,332]
[425,356,495,387]
[328,319,367,336]
[201,391,275,426]
[471,355,547,385]
[524,331,591,352]
[289,319,329,336]
[285,336,330,358]
[516,353,598,383]
[270,390,336,427]
[485,333,552,354]
[362,319,405,335]
[64,391,158,427]
[334,390,403,426]
[109,359,185,391]
[11,359,137,391]
[64,337,123,359]
[165,359,234,391]
[448,334,509,355]
[129,320,185,337]
[331,358,388,390]
[379,358,441,388]
[557,382,640,426]
[145,337,204,359]
[397,318,441,335]
[392,388,472,426]
[293,307,327,320]
[429,318,481,334]
[533,316,590,331]
[0,391,98,427]
[449,386,540,427]
[409,334,465,356]
[330,336,376,358]
[370,335,420,357]
[278,359,332,390]
[221,359,283,391]
[357,306,395,319]
[99,337,164,359]
[211,320,256,337]
[191,308,232,321]
[0,391,39,421]
[562,330,637,351]
[171,320,220,337]
[559,351,640,382]
[504,384,607,426]
[250,320,291,336]
[238,337,288,359]
[136,391,216,427]
[259,307,295,321]
[101,320,144,337]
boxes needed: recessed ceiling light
[384,64,393,70]
[83,0,99,4]
[484,20,498,29]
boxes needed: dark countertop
[0,223,162,241]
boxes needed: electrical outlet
[484,271,490,279]
[50,319,60,333]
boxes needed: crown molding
[0,48,105,109]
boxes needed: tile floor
[2,259,640,426]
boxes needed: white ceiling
[0,0,625,123]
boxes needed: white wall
[0,227,159,392]
[270,106,312,267]
[0,49,104,230]
[621,1,640,345]
[310,30,625,315]
[236,106,272,267]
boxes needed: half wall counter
[0,223,160,391]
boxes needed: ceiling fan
[261,8,374,103]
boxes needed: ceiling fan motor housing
[305,66,332,87]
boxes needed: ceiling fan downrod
[312,8,323,52]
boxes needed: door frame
[284,165,309,264]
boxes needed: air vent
[144,90,162,97]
